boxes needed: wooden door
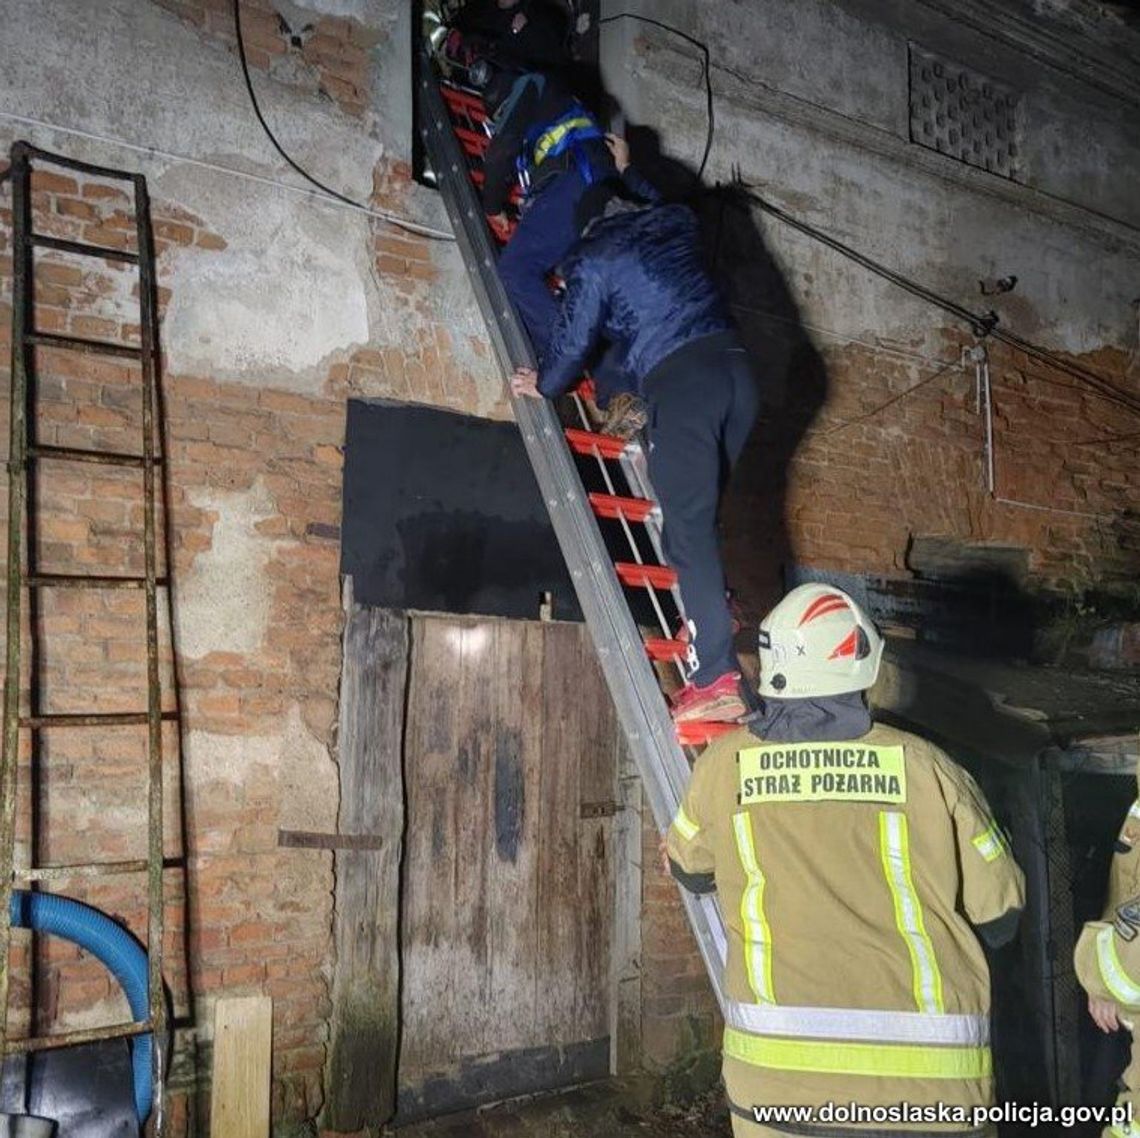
[398,615,621,1119]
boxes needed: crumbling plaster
[601,0,1140,358]
[0,0,498,402]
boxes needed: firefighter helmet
[757,584,884,699]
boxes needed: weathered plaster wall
[0,0,499,1132]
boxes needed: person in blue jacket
[511,199,759,725]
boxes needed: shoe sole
[672,696,747,725]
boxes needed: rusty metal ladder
[0,141,169,1131]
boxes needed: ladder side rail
[0,142,34,1061]
[133,173,168,1132]
[419,72,730,1003]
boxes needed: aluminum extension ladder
[0,142,169,1131]
[418,66,731,1010]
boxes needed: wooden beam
[210,996,272,1138]
[322,586,408,1130]
[610,744,643,1075]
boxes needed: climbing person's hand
[487,212,512,242]
[1089,994,1122,1033]
[605,133,630,173]
[511,366,542,399]
[658,836,671,876]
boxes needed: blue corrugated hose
[9,890,152,1121]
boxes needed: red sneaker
[670,672,747,724]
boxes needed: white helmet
[758,584,884,700]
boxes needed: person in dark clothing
[452,0,571,74]
[477,69,627,357]
[511,202,760,725]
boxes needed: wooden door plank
[324,598,408,1129]
[210,996,272,1138]
[535,623,585,1044]
[484,619,542,1051]
[400,615,464,1077]
[575,626,616,1041]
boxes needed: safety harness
[518,102,605,193]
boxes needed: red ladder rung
[564,427,630,460]
[589,492,656,523]
[441,84,488,122]
[676,721,738,747]
[614,562,677,590]
[454,126,489,156]
[645,637,687,663]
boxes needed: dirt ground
[389,1078,732,1137]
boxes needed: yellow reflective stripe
[533,116,595,164]
[879,811,945,1014]
[971,822,1008,863]
[733,811,774,1003]
[723,1027,991,1080]
[672,805,700,842]
[1097,926,1140,1006]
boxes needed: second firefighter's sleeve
[939,755,1026,948]
[1075,917,1140,1009]
[666,753,717,895]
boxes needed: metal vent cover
[908,44,1022,180]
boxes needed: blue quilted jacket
[537,203,733,399]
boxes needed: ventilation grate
[908,44,1021,180]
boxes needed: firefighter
[451,0,573,76]
[473,64,619,355]
[665,584,1026,1135]
[1074,771,1140,1137]
[511,198,757,724]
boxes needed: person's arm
[938,755,1025,948]
[537,256,608,398]
[665,753,716,894]
[606,134,661,204]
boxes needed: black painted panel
[395,1037,610,1123]
[341,400,582,621]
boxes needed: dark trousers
[645,333,759,687]
[497,169,586,360]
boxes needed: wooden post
[322,584,408,1130]
[611,743,643,1074]
[210,996,272,1138]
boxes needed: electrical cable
[231,0,455,241]
[734,183,1140,419]
[822,356,962,436]
[597,13,714,184]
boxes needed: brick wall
[151,0,380,118]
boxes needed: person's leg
[496,171,583,358]
[721,345,760,475]
[647,357,740,699]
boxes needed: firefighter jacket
[1074,772,1140,1013]
[667,721,1025,1129]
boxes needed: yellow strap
[733,811,774,1003]
[879,811,945,1014]
[723,1027,991,1079]
[971,822,1008,863]
[1097,926,1140,1006]
[533,116,595,165]
[672,805,700,842]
